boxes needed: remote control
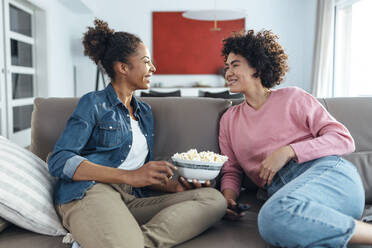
[235,203,251,214]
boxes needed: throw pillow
[0,217,10,232]
[0,136,66,236]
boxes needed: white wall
[27,0,317,97]
[27,0,93,97]
[79,0,317,94]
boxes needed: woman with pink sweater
[219,30,372,247]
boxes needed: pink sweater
[219,87,355,196]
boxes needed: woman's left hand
[259,145,296,185]
[169,177,211,192]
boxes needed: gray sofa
[0,96,371,248]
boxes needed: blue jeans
[258,156,365,248]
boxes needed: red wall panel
[153,12,245,74]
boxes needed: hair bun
[82,18,115,64]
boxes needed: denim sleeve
[48,96,96,181]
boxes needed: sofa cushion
[31,97,80,161]
[0,191,268,248]
[0,217,9,233]
[343,152,372,204]
[140,97,231,161]
[322,97,372,153]
[0,136,66,236]
[30,97,231,163]
[0,226,69,248]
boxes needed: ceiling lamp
[182,8,245,31]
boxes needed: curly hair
[82,18,142,80]
[222,30,288,88]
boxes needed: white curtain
[311,0,335,97]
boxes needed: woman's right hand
[124,161,176,187]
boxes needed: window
[333,0,372,97]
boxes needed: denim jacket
[48,83,154,204]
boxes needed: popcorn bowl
[171,157,225,183]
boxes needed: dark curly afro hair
[82,18,142,80]
[222,30,288,88]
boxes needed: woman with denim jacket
[219,30,372,247]
[48,19,226,248]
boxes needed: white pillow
[0,136,66,236]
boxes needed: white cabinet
[0,0,38,147]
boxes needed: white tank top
[118,118,148,170]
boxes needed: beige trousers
[56,183,226,248]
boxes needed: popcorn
[173,149,228,163]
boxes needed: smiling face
[224,53,260,94]
[125,42,156,90]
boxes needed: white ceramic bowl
[171,157,225,183]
